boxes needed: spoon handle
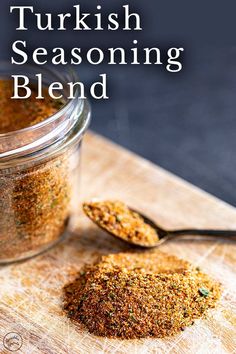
[167,229,236,238]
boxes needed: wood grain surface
[0,132,236,354]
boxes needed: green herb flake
[108,293,115,300]
[116,215,123,222]
[129,314,137,322]
[198,288,210,297]
[51,199,58,209]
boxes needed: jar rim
[0,63,90,161]
[0,63,78,138]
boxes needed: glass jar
[0,63,91,263]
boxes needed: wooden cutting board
[0,132,236,354]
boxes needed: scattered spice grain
[63,250,221,339]
[83,200,159,246]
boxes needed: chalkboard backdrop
[1,0,236,206]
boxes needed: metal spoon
[83,202,236,248]
[132,209,236,247]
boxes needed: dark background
[1,0,236,206]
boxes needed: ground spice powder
[63,251,221,339]
[0,80,63,133]
[83,200,159,246]
[0,79,72,261]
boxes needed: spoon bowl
[83,201,236,248]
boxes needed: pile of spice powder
[63,250,221,339]
[83,200,159,246]
[0,79,73,261]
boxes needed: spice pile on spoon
[83,200,159,247]
[83,200,236,248]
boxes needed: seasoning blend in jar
[0,64,90,263]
